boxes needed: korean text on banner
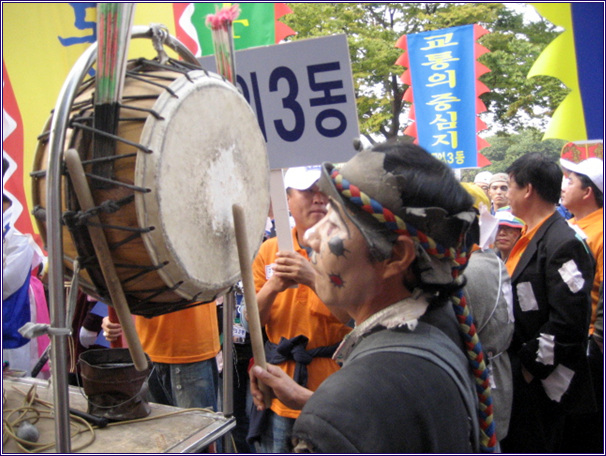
[399,24,489,169]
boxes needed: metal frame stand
[44,25,234,452]
[222,291,236,453]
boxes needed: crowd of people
[245,148,603,453]
[3,145,603,453]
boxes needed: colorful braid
[332,169,497,453]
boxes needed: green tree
[461,129,566,182]
[478,8,569,133]
[283,3,567,143]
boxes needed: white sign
[200,34,360,169]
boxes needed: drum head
[136,71,270,301]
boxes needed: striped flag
[529,3,604,142]
[173,3,294,57]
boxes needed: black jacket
[508,211,595,413]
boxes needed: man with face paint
[250,142,499,453]
[247,165,352,453]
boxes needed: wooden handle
[107,307,123,348]
[64,148,148,371]
[232,204,273,408]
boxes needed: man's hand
[256,251,318,325]
[273,251,316,289]
[249,364,313,411]
[101,316,123,343]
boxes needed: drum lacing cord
[61,195,148,254]
[129,57,201,80]
[68,120,153,155]
[61,197,155,261]
[131,297,217,319]
[123,71,180,98]
[70,88,164,123]
[30,153,139,180]
[75,102,164,123]
[116,103,164,120]
[84,172,151,193]
[82,153,138,166]
[62,195,137,228]
[61,203,174,290]
[124,281,184,303]
[119,262,170,285]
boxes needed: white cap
[283,165,321,190]
[560,158,604,193]
[474,171,493,185]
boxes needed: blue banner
[406,24,478,168]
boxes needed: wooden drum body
[32,59,270,317]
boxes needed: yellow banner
[2,3,177,238]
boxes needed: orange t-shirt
[252,227,352,419]
[569,208,604,333]
[135,302,220,364]
[505,214,552,278]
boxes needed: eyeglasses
[490,185,508,192]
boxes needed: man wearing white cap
[560,157,603,331]
[474,170,493,196]
[248,165,352,452]
[560,157,603,453]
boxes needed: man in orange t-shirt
[560,158,604,334]
[248,165,351,453]
[501,153,595,454]
[559,157,604,453]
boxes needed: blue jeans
[256,410,296,453]
[148,358,219,411]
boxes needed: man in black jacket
[501,153,595,453]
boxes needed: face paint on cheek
[328,273,345,288]
[328,235,349,258]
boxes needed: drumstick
[107,307,123,348]
[64,148,148,372]
[232,204,273,409]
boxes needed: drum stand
[222,291,236,453]
[44,25,235,452]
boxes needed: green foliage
[461,129,566,182]
[478,8,569,132]
[283,2,567,144]
[284,4,409,143]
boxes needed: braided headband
[330,168,497,453]
[330,169,470,272]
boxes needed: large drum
[32,58,270,317]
